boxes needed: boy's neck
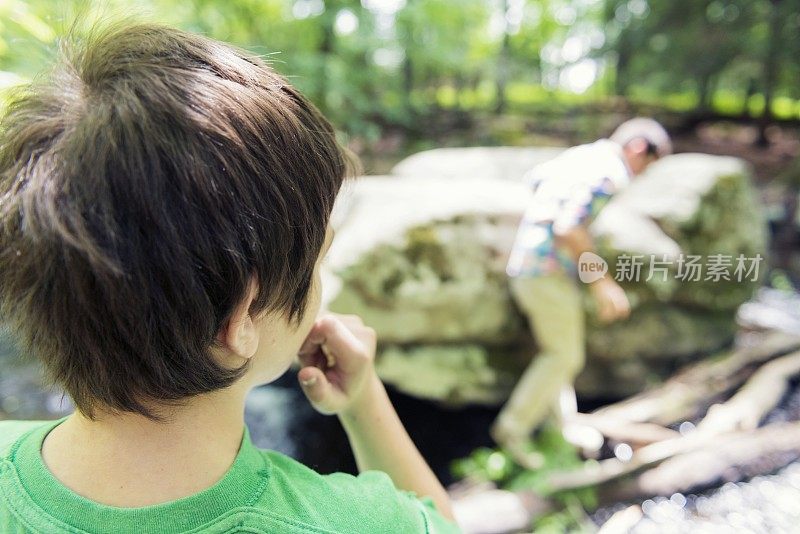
[41,385,250,507]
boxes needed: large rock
[323,148,768,403]
[391,146,565,182]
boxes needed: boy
[0,22,457,533]
[494,118,672,467]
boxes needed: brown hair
[0,22,352,418]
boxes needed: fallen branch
[588,331,800,427]
[451,484,550,534]
[572,412,680,446]
[698,350,800,434]
[482,421,800,528]
[597,505,643,534]
[632,421,800,498]
[450,332,800,530]
[545,432,713,491]
[547,346,800,492]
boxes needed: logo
[578,252,608,283]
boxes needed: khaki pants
[494,273,585,439]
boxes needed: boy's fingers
[297,315,361,355]
[298,366,333,406]
[332,314,364,328]
[297,348,324,371]
[298,322,327,357]
[312,315,369,361]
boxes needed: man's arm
[297,315,455,521]
[554,223,595,263]
[556,225,630,323]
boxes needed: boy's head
[0,22,351,418]
[609,117,672,176]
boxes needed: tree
[603,0,800,138]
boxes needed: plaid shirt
[506,140,631,278]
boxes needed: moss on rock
[325,149,767,402]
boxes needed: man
[492,118,672,467]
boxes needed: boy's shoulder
[0,420,50,457]
[256,449,458,534]
[0,424,457,534]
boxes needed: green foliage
[769,270,797,292]
[532,495,596,534]
[451,424,598,524]
[604,0,800,111]
[0,0,53,93]
[1,0,798,148]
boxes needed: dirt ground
[674,123,800,185]
[359,120,800,185]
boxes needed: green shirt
[0,418,460,534]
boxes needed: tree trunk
[494,0,510,114]
[316,2,337,113]
[403,54,414,112]
[613,24,632,98]
[757,0,783,147]
[614,51,629,97]
[697,72,717,112]
[401,0,415,114]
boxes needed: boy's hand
[297,314,379,415]
[300,316,455,521]
[590,277,631,323]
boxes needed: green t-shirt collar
[3,417,271,533]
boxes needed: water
[594,463,800,534]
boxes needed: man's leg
[492,273,585,450]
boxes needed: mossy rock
[326,150,766,402]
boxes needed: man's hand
[297,313,378,415]
[590,277,631,323]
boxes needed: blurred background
[2,0,800,173]
[2,1,800,532]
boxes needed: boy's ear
[218,277,260,360]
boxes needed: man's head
[0,23,351,419]
[609,117,672,176]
